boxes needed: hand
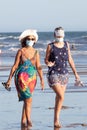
[47,61,55,67]
[2,80,11,91]
[40,79,44,91]
[6,80,11,87]
[74,74,84,87]
[74,79,84,87]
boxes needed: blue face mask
[26,40,34,47]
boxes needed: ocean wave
[38,40,52,44]
[0,48,45,58]
[36,47,46,52]
[0,32,87,62]
[0,35,19,40]
[0,47,87,57]
[8,47,19,51]
[71,50,87,55]
[81,35,87,38]
[71,35,87,42]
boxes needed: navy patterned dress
[47,42,69,87]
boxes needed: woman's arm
[36,51,44,90]
[45,44,55,67]
[67,42,80,80]
[45,44,51,65]
[6,50,22,86]
[36,52,44,90]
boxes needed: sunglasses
[27,38,35,41]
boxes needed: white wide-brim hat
[19,29,38,42]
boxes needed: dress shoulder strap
[64,41,68,48]
[33,50,37,57]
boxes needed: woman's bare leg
[21,103,27,127]
[52,85,66,127]
[24,98,32,127]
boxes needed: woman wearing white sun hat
[3,29,44,128]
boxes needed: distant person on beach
[71,44,76,50]
[45,27,80,128]
[3,29,44,128]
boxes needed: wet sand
[0,69,87,130]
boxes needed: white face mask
[55,38,64,42]
[26,40,34,47]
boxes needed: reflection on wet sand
[21,126,27,130]
[54,127,60,130]
[21,127,27,130]
[21,126,31,130]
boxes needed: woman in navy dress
[45,27,80,128]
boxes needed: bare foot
[21,123,27,128]
[21,126,27,130]
[27,121,32,127]
[54,122,62,128]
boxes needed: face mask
[55,38,64,42]
[26,40,34,47]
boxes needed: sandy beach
[0,67,87,130]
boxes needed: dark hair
[21,37,27,47]
[54,27,64,31]
[54,27,64,37]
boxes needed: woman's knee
[24,98,32,106]
[56,94,64,101]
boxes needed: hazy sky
[0,0,87,32]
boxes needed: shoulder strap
[64,41,68,48]
[33,50,37,57]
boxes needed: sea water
[0,31,87,65]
